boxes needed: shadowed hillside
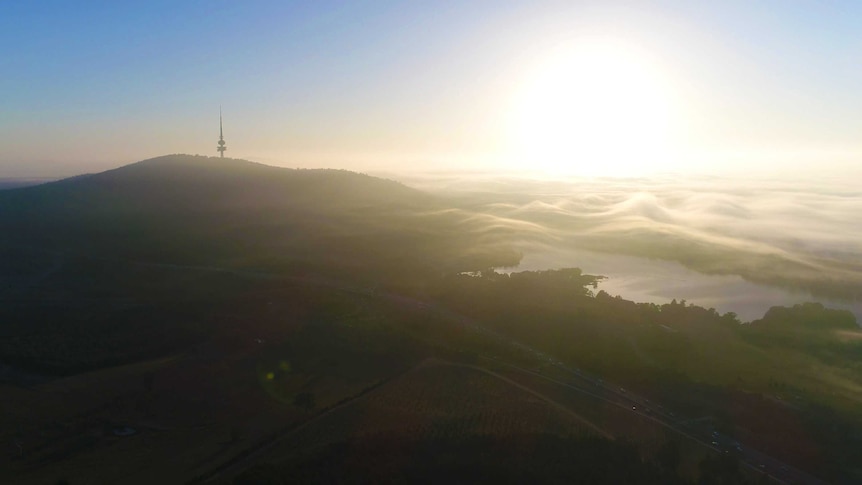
[0,155,519,276]
[0,154,428,213]
[0,155,519,374]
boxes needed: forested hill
[0,154,518,275]
[0,154,430,215]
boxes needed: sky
[2,1,861,178]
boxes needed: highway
[59,256,831,485]
[132,260,834,484]
[405,295,830,485]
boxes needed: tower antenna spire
[217,106,227,158]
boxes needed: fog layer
[399,172,862,320]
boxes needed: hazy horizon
[3,1,862,178]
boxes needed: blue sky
[2,1,861,177]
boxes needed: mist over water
[398,171,862,322]
[511,246,862,322]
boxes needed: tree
[656,440,681,474]
[143,372,155,393]
[698,453,741,484]
[294,392,315,410]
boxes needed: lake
[508,246,862,323]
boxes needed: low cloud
[409,173,862,305]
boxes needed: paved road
[401,292,829,485]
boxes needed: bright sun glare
[510,39,676,176]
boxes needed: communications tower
[217,107,227,157]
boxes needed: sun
[509,39,677,176]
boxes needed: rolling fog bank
[395,171,862,322]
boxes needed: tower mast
[217,107,227,158]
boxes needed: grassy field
[210,358,737,484]
[3,281,422,485]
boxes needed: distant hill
[0,154,518,277]
[0,155,520,375]
[0,154,429,219]
[0,178,52,190]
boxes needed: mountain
[0,155,514,275]
[0,154,516,374]
[0,179,50,190]
[0,154,427,212]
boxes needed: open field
[209,359,736,484]
[3,281,422,485]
